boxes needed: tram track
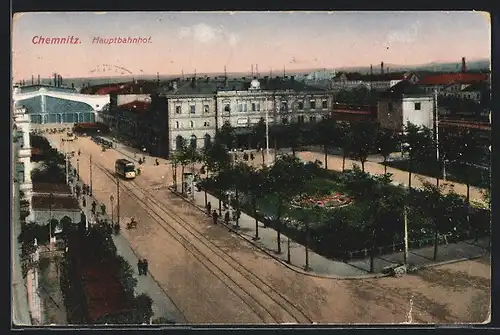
[92,160,313,324]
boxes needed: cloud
[386,21,422,45]
[178,23,239,46]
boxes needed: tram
[115,159,136,179]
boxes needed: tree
[349,121,378,172]
[217,122,236,151]
[420,180,446,260]
[455,129,483,204]
[314,118,337,170]
[267,155,312,253]
[238,164,269,239]
[252,118,267,165]
[338,122,352,172]
[287,122,303,157]
[376,127,400,174]
[401,122,432,190]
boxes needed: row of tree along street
[171,119,490,272]
[17,134,154,324]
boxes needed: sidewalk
[71,179,185,323]
[179,188,489,278]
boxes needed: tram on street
[115,159,136,179]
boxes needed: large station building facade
[13,85,110,125]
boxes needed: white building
[13,107,34,205]
[377,81,435,131]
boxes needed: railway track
[92,160,313,324]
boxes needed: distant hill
[28,59,490,89]
[336,59,490,74]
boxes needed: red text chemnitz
[32,36,81,45]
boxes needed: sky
[12,11,491,80]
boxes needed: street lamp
[110,195,114,224]
[76,158,80,181]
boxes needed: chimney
[256,64,259,77]
[37,74,40,85]
[190,76,197,88]
[264,76,269,85]
[224,77,228,88]
[31,75,34,85]
[251,64,254,77]
[381,62,384,75]
[461,57,467,72]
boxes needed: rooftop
[16,85,77,94]
[379,80,429,98]
[32,195,80,211]
[32,182,72,195]
[334,72,408,82]
[160,77,325,96]
[418,73,488,86]
[461,81,489,92]
[117,100,151,113]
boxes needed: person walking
[224,211,230,225]
[143,259,149,275]
[212,210,218,225]
[206,201,212,216]
[137,260,143,275]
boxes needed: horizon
[12,11,490,82]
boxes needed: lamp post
[89,154,93,196]
[110,195,114,224]
[48,193,54,245]
[76,158,80,181]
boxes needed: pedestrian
[82,197,87,207]
[143,259,149,275]
[206,201,212,216]
[137,260,143,275]
[224,211,230,225]
[212,210,218,225]
[155,158,159,166]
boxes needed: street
[44,134,491,324]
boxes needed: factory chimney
[461,57,467,73]
[37,74,40,85]
[380,62,385,75]
[251,64,254,77]
[224,65,228,88]
[256,64,259,78]
[31,75,34,85]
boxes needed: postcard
[11,11,491,326]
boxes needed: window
[388,102,393,112]
[224,104,230,112]
[175,106,181,114]
[189,121,194,128]
[175,121,180,129]
[190,105,196,114]
[414,102,421,110]
[203,105,209,113]
[252,103,257,111]
[203,121,210,127]
[298,101,304,110]
[257,102,261,111]
[281,117,288,124]
[310,100,316,109]
[297,115,305,124]
[281,101,288,112]
[309,116,316,123]
[322,100,328,109]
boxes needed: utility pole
[265,96,270,166]
[403,203,409,267]
[89,154,93,196]
[116,175,120,227]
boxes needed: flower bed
[291,192,352,209]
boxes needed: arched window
[204,134,211,149]
[175,121,180,129]
[190,135,197,149]
[189,120,194,128]
[175,136,184,150]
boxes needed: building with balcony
[99,76,331,157]
[13,107,34,201]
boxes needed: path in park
[184,187,490,277]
